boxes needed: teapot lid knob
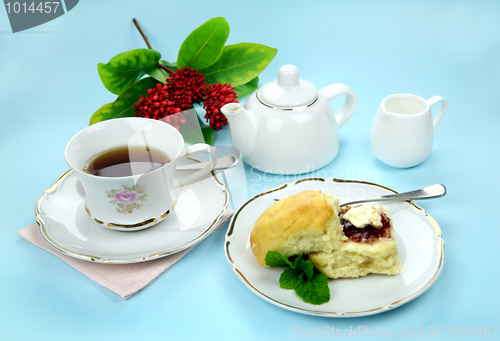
[278,65,300,87]
[259,64,317,109]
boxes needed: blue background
[1,1,499,340]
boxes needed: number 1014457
[5,2,61,14]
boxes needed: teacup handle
[427,96,448,130]
[320,83,358,128]
[176,144,217,186]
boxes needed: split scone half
[309,205,402,279]
[250,190,346,266]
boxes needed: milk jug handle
[320,83,357,128]
[427,96,448,130]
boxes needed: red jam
[339,206,391,243]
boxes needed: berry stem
[132,18,152,49]
[159,63,174,74]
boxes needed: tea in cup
[371,94,447,168]
[64,117,217,231]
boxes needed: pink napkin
[18,208,234,300]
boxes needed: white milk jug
[371,94,447,168]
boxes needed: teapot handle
[320,83,357,128]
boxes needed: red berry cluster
[165,66,206,110]
[134,67,238,131]
[134,83,181,120]
[203,83,239,131]
[161,113,186,130]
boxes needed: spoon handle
[339,184,446,207]
[176,154,239,171]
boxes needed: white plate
[36,159,229,263]
[225,178,444,317]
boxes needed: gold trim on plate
[225,241,233,264]
[86,205,167,228]
[293,177,326,184]
[107,218,157,228]
[35,170,103,262]
[35,169,72,215]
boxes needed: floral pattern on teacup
[114,191,136,204]
[106,185,147,214]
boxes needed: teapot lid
[259,65,317,108]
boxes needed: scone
[309,205,402,279]
[250,190,346,266]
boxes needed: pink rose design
[114,191,137,204]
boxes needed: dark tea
[83,146,170,177]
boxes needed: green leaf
[279,268,304,289]
[177,17,230,70]
[234,77,259,97]
[199,43,277,87]
[160,60,177,70]
[178,109,204,145]
[265,251,292,268]
[145,67,168,84]
[200,119,214,145]
[197,112,214,143]
[198,113,210,129]
[98,49,161,95]
[297,260,315,280]
[292,255,307,269]
[176,109,214,146]
[89,77,158,125]
[294,274,330,305]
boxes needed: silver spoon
[273,184,446,206]
[177,154,239,171]
[340,184,446,206]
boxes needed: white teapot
[221,65,357,174]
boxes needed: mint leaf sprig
[265,251,330,305]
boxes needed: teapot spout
[221,103,257,159]
[221,102,245,118]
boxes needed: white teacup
[64,117,217,231]
[371,94,447,168]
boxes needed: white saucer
[36,159,229,263]
[225,178,444,317]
